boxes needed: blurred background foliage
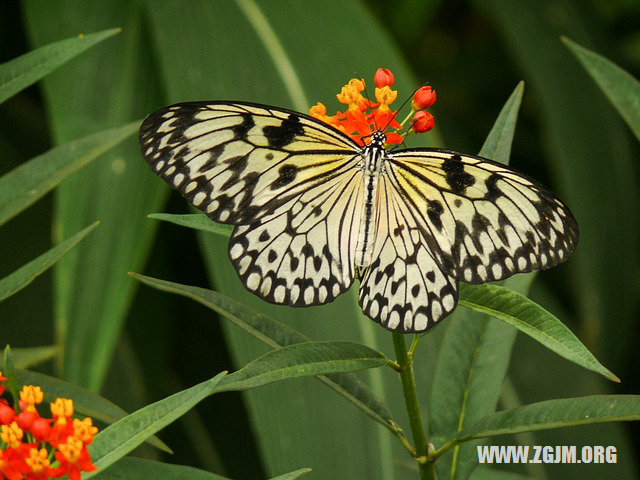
[1,0,639,479]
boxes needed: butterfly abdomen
[355,145,385,267]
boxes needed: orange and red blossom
[412,85,436,110]
[309,68,436,146]
[412,111,434,133]
[374,68,394,87]
[0,375,98,479]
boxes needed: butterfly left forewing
[139,101,359,225]
[387,149,579,284]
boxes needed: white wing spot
[274,286,286,303]
[517,257,527,269]
[442,294,455,311]
[192,192,206,206]
[246,273,260,290]
[491,264,502,279]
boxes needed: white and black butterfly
[139,101,578,333]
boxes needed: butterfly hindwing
[386,150,579,285]
[139,101,359,225]
[359,174,458,332]
[229,166,364,306]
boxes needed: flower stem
[392,332,436,480]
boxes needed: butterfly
[138,101,578,333]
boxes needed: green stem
[392,332,436,480]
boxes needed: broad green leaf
[149,213,232,236]
[92,457,231,480]
[451,395,640,443]
[23,1,169,392]
[219,341,387,392]
[480,0,639,378]
[14,369,171,453]
[0,222,98,302]
[129,272,396,431]
[0,28,120,104]
[87,372,228,477]
[0,122,138,227]
[430,83,527,480]
[458,283,617,382]
[562,37,640,143]
[11,346,57,369]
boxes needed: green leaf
[14,368,171,454]
[219,341,387,392]
[129,272,396,431]
[148,213,232,237]
[22,2,169,391]
[87,372,227,477]
[480,0,639,378]
[451,395,640,443]
[429,83,527,480]
[458,283,618,382]
[562,37,640,143]
[2,346,18,402]
[92,457,231,480]
[0,28,120,104]
[471,467,532,480]
[0,222,99,302]
[92,458,309,480]
[478,81,524,162]
[0,122,138,227]
[11,346,57,369]
[269,468,312,480]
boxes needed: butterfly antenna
[388,117,420,152]
[357,72,380,132]
[383,82,429,133]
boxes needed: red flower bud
[412,86,436,110]
[31,417,52,441]
[374,68,395,88]
[412,111,434,133]
[16,410,37,430]
[0,403,15,424]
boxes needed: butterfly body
[139,101,578,333]
[355,130,387,268]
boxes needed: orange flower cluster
[309,67,436,146]
[0,373,97,480]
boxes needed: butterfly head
[369,130,386,148]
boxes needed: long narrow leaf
[452,395,640,443]
[563,37,640,143]
[148,213,232,236]
[0,28,120,104]
[129,272,396,431]
[11,346,57,369]
[93,458,310,480]
[0,122,138,227]
[87,373,228,477]
[0,222,99,302]
[218,341,387,391]
[458,283,617,382]
[92,457,231,480]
